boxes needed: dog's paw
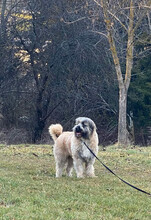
[87,174,98,178]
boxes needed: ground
[0,144,151,219]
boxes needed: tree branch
[107,10,127,32]
[93,0,127,31]
[125,0,134,89]
[101,0,124,89]
[61,17,86,24]
[89,30,108,39]
[40,98,66,122]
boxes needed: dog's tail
[48,124,63,142]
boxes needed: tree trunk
[32,93,46,143]
[118,86,129,146]
[101,0,135,146]
[0,0,7,42]
[33,117,45,143]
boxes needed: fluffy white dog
[49,117,98,178]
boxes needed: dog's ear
[75,118,78,125]
[88,120,96,133]
[75,117,81,125]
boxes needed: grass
[0,144,151,219]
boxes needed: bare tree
[93,0,151,146]
[1,0,150,145]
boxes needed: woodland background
[0,0,151,146]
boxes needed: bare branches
[61,16,86,24]
[140,5,151,9]
[93,0,102,8]
[89,30,108,39]
[133,10,147,32]
[107,10,128,31]
[93,0,127,31]
[99,0,151,145]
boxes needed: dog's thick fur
[49,117,98,178]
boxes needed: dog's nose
[75,126,82,133]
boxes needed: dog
[49,117,98,178]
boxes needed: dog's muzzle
[75,126,83,138]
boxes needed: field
[0,144,151,220]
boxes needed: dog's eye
[82,122,87,127]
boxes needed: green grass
[0,145,151,219]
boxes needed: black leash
[83,141,151,197]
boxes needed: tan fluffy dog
[49,117,98,178]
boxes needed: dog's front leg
[85,161,96,177]
[73,158,84,178]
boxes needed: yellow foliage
[35,48,40,53]
[12,13,32,20]
[16,22,32,32]
[15,50,30,62]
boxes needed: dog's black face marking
[88,120,95,133]
[73,117,96,139]
[75,125,82,133]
